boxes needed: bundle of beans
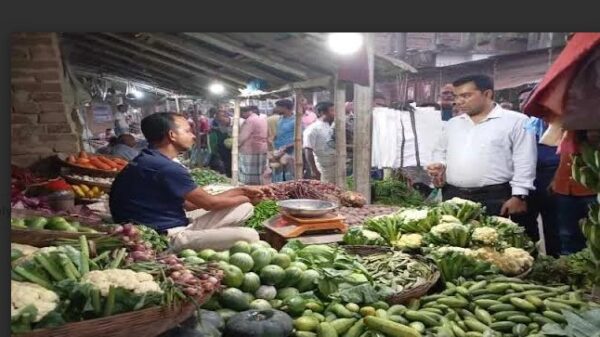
[339,205,400,226]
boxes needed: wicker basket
[62,174,112,192]
[56,153,121,178]
[11,227,108,247]
[342,245,392,256]
[514,267,533,279]
[13,302,197,337]
[385,270,441,305]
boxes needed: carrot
[79,151,89,159]
[67,155,77,163]
[111,157,128,166]
[76,158,90,165]
[96,156,119,169]
[88,158,112,171]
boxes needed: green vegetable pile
[11,216,100,234]
[245,200,279,230]
[372,178,425,207]
[527,249,595,291]
[191,168,231,186]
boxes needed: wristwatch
[512,195,528,201]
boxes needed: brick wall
[11,32,81,167]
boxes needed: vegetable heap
[244,200,279,230]
[372,178,425,207]
[66,151,128,171]
[191,168,231,186]
[11,215,101,234]
[257,180,366,208]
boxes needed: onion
[184,287,198,296]
[170,271,182,279]
[132,243,146,251]
[130,251,150,261]
[113,225,124,234]
[199,273,209,280]
[170,264,185,271]
[121,236,131,243]
[128,226,139,237]
[207,276,218,285]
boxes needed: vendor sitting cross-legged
[109,112,262,252]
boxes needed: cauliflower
[471,227,499,246]
[11,280,59,322]
[488,216,518,228]
[397,209,429,221]
[430,222,467,236]
[445,197,480,206]
[475,247,534,275]
[397,233,423,249]
[11,243,39,257]
[81,269,162,296]
[439,215,462,224]
[435,246,477,257]
[428,222,471,247]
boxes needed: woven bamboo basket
[342,245,392,256]
[13,302,197,337]
[385,270,441,304]
[11,208,110,247]
[56,153,122,178]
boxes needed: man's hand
[426,163,446,187]
[500,197,527,216]
[240,186,263,199]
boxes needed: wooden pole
[175,96,181,112]
[353,33,374,203]
[232,98,240,184]
[334,77,347,189]
[294,89,304,180]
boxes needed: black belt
[444,182,510,194]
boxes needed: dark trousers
[519,167,559,256]
[442,183,538,241]
[555,194,596,255]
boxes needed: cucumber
[490,321,515,332]
[343,319,365,337]
[510,298,537,312]
[470,289,489,297]
[421,308,444,316]
[313,313,326,322]
[406,299,420,310]
[325,314,338,322]
[404,309,440,327]
[375,309,388,320]
[530,313,555,326]
[512,323,528,337]
[486,284,511,294]
[389,315,409,325]
[543,299,575,313]
[469,281,488,292]
[443,288,458,296]
[568,291,583,302]
[421,294,445,303]
[456,286,470,297]
[459,309,475,319]
[371,301,390,310]
[465,318,490,333]
[507,315,532,324]
[488,304,516,312]
[363,316,421,337]
[409,321,425,334]
[524,295,544,308]
[332,304,356,318]
[296,332,318,337]
[510,283,525,292]
[445,311,458,321]
[330,318,357,335]
[542,311,566,324]
[490,277,525,284]
[474,299,503,309]
[550,298,585,307]
[422,301,438,309]
[492,311,524,321]
[345,303,360,313]
[473,294,502,301]
[438,296,469,308]
[465,332,484,337]
[317,322,338,337]
[474,307,493,325]
[359,306,376,317]
[451,321,467,337]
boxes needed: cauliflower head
[430,222,467,236]
[475,247,533,275]
[471,227,499,246]
[435,246,477,257]
[439,215,462,224]
[11,280,59,322]
[397,209,429,222]
[81,269,162,296]
[397,233,423,249]
[445,197,480,207]
[11,243,39,257]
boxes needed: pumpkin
[222,309,293,337]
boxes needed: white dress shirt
[432,104,537,195]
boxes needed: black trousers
[442,183,539,241]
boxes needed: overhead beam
[239,76,332,99]
[102,33,249,86]
[224,33,336,74]
[70,34,240,91]
[184,33,310,79]
[146,33,288,86]
[71,67,178,95]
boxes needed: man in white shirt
[303,101,336,183]
[427,74,537,217]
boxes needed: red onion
[113,225,124,234]
[132,243,146,251]
[170,264,185,271]
[170,271,182,279]
[199,273,209,280]
[130,251,150,261]
[207,276,218,285]
[121,236,131,243]
[184,287,198,296]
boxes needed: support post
[334,78,347,189]
[294,89,304,180]
[352,33,374,203]
[231,98,240,184]
[175,96,181,112]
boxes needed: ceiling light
[209,83,225,95]
[327,33,364,55]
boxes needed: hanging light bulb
[209,82,225,95]
[327,33,364,55]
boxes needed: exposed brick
[11,36,53,46]
[39,112,67,123]
[12,82,42,91]
[46,123,73,134]
[39,133,79,143]
[39,102,65,113]
[12,60,59,70]
[36,71,60,81]
[11,144,53,155]
[30,45,57,60]
[52,141,79,153]
[31,92,63,103]
[12,124,46,138]
[11,48,29,60]
[12,101,39,114]
[11,74,37,83]
[11,154,42,167]
[39,82,63,92]
[12,90,32,103]
[12,113,38,124]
